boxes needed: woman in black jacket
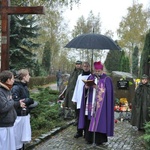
[11,69,34,150]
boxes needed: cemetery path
[30,120,146,150]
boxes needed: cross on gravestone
[0,0,44,71]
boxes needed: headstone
[111,71,135,104]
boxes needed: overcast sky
[64,0,149,39]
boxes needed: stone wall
[111,71,135,104]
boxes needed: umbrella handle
[91,49,94,72]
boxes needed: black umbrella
[65,33,121,50]
[65,33,121,70]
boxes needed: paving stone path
[32,121,145,150]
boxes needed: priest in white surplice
[72,62,91,138]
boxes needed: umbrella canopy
[65,33,121,71]
[65,33,121,50]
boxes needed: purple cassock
[78,73,114,136]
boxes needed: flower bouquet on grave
[119,98,131,112]
[114,98,120,111]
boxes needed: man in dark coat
[64,61,82,123]
[56,69,62,91]
[64,61,83,110]
[131,74,150,130]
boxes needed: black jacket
[0,83,17,127]
[11,80,34,116]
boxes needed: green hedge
[28,75,56,89]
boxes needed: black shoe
[96,142,102,146]
[74,133,82,138]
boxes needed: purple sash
[89,78,106,132]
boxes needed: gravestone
[111,71,135,104]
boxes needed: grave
[111,71,135,104]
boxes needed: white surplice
[0,126,16,150]
[72,74,91,109]
[14,114,31,149]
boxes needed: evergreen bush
[141,107,150,149]
[30,87,65,139]
[142,122,150,149]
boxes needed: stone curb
[25,120,75,150]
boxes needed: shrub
[30,87,65,139]
[142,122,150,149]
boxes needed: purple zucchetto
[94,61,103,70]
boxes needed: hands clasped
[19,99,26,108]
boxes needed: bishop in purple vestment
[78,61,114,145]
